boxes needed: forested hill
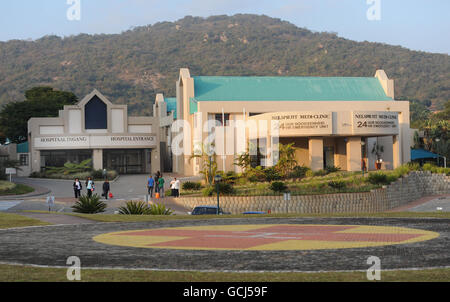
[0,14,448,115]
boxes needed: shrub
[72,194,107,214]
[289,166,310,179]
[223,171,239,184]
[328,180,347,190]
[313,169,327,177]
[91,169,104,179]
[182,181,202,191]
[202,183,236,196]
[325,165,341,174]
[263,167,281,182]
[269,181,288,193]
[202,186,215,196]
[147,203,173,215]
[367,172,390,185]
[118,201,150,215]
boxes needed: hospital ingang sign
[34,135,157,149]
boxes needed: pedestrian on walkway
[171,177,181,198]
[174,178,181,197]
[147,175,155,197]
[154,172,160,194]
[170,178,176,197]
[86,177,95,198]
[73,178,82,199]
[102,179,110,200]
[158,175,165,198]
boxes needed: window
[214,113,230,126]
[85,96,107,129]
[19,154,29,166]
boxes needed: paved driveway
[6,175,195,214]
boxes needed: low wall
[174,171,450,214]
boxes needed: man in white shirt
[174,178,181,198]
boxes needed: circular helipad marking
[93,224,439,251]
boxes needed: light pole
[361,140,366,177]
[214,174,222,215]
[435,138,447,168]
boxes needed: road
[1,174,200,215]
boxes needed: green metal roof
[192,76,392,102]
[17,141,29,153]
[164,98,177,119]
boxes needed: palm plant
[71,194,107,214]
[118,201,150,215]
[190,143,218,185]
[147,203,173,215]
[275,143,298,177]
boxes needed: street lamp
[435,138,447,168]
[361,140,366,177]
[214,174,222,215]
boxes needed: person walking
[86,177,95,198]
[147,175,155,198]
[158,175,165,198]
[154,173,160,194]
[170,178,176,197]
[102,179,110,200]
[73,178,82,199]
[174,178,181,197]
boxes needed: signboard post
[5,168,17,182]
[284,192,291,213]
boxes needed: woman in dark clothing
[102,179,110,200]
[73,178,82,199]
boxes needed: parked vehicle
[188,205,230,215]
[242,211,266,215]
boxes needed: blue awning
[411,149,440,161]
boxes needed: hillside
[0,14,449,115]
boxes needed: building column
[346,137,362,172]
[93,149,103,171]
[151,148,161,174]
[31,150,41,173]
[308,138,324,171]
[393,135,401,169]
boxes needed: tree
[189,143,218,185]
[275,143,298,178]
[0,87,78,143]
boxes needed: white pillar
[346,137,362,172]
[393,135,401,169]
[308,138,324,171]
[93,149,103,171]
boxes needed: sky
[0,0,449,54]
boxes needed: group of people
[72,172,182,200]
[73,177,111,200]
[147,171,181,198]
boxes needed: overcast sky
[0,0,449,54]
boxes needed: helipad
[93,224,439,251]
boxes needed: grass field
[0,181,34,196]
[0,212,50,229]
[0,264,448,282]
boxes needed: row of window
[0,154,29,166]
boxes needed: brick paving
[0,217,448,272]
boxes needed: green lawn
[0,212,50,229]
[0,181,35,196]
[0,264,448,282]
[23,210,450,223]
